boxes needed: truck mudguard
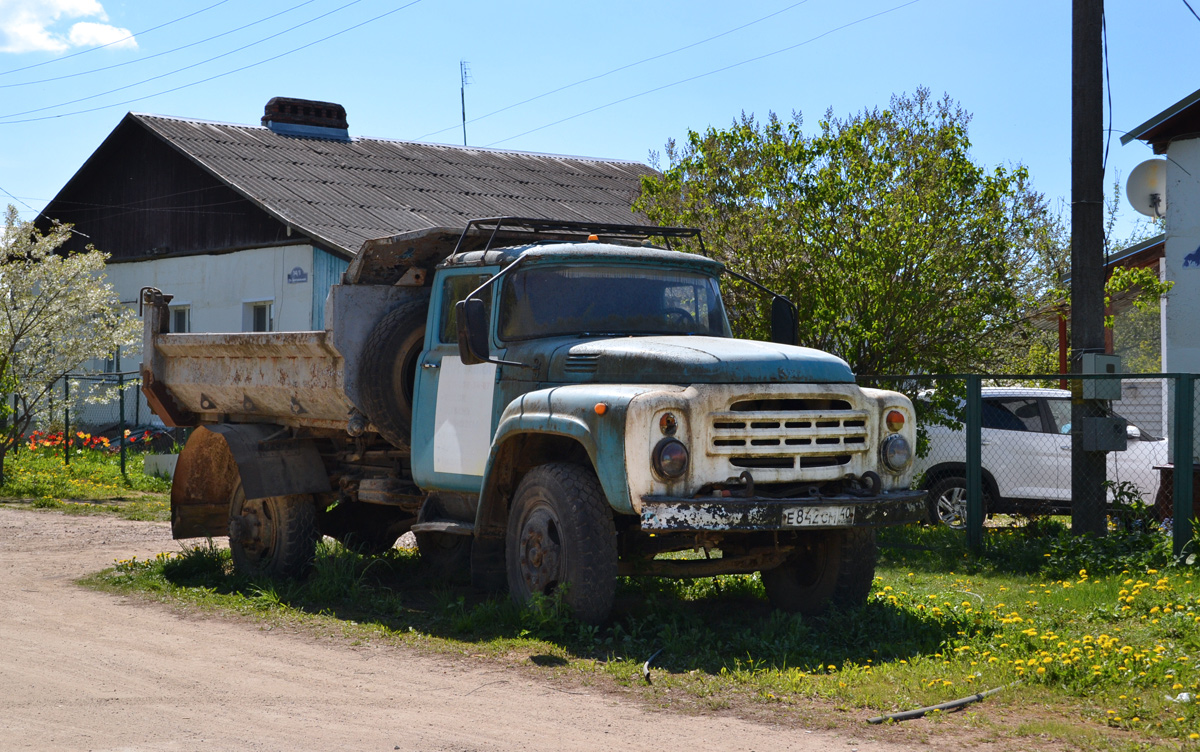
[171,424,332,539]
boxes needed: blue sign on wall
[287,266,309,284]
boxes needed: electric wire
[0,0,232,77]
[485,0,921,147]
[0,0,423,126]
[413,0,813,141]
[1,0,324,89]
[1183,0,1200,23]
[0,0,374,120]
[1101,10,1113,177]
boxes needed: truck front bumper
[638,489,928,532]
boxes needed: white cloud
[0,0,135,54]
[68,21,135,50]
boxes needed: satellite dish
[1126,159,1167,218]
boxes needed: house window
[170,306,190,333]
[243,301,274,332]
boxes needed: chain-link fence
[860,373,1197,557]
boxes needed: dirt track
[0,508,917,752]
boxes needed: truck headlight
[880,434,911,471]
[652,438,689,479]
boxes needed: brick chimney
[262,97,349,140]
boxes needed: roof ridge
[129,111,646,165]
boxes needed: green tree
[0,205,138,483]
[634,88,1060,376]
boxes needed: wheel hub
[519,508,561,593]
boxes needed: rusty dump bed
[151,330,353,430]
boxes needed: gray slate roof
[135,113,655,256]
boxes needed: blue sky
[0,0,1196,244]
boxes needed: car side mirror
[456,298,490,365]
[770,297,798,346]
[1126,424,1140,441]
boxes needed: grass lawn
[84,519,1200,750]
[0,438,171,520]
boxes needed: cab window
[438,274,492,344]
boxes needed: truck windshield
[498,265,731,341]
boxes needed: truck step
[410,520,475,536]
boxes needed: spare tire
[359,300,429,449]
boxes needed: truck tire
[228,481,318,578]
[505,463,618,625]
[761,528,876,617]
[416,531,472,581]
[359,301,428,449]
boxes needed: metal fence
[860,373,1197,558]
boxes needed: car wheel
[927,476,969,530]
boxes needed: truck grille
[708,399,869,470]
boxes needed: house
[39,96,655,427]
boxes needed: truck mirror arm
[455,257,532,368]
[721,268,799,347]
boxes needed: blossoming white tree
[0,205,139,482]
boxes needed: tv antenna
[460,60,472,146]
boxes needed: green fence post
[1174,374,1194,559]
[966,374,983,551]
[63,377,70,467]
[118,372,127,478]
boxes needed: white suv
[915,387,1167,528]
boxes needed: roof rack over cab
[449,216,704,258]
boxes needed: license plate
[781,505,854,528]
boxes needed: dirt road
[0,508,920,752]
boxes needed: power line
[0,0,425,125]
[486,0,921,148]
[414,0,811,142]
[1,0,324,90]
[0,0,373,120]
[0,0,233,78]
[1183,0,1200,23]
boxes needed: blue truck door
[411,271,497,492]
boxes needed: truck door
[411,271,497,493]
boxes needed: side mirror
[1126,424,1141,441]
[770,297,798,346]
[456,298,490,365]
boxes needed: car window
[981,398,1046,432]
[1045,398,1073,434]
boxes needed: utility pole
[460,60,472,147]
[1071,0,1107,537]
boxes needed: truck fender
[170,424,331,540]
[473,387,647,540]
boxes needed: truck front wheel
[228,481,318,578]
[505,463,617,624]
[760,528,876,616]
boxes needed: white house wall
[104,244,316,333]
[1164,137,1200,463]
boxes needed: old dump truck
[142,217,926,623]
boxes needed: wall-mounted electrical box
[1081,353,1122,400]
[1080,416,1128,452]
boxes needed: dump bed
[149,330,351,430]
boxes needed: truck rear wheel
[359,301,428,449]
[416,531,472,581]
[761,528,876,616]
[505,463,617,624]
[228,481,318,578]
